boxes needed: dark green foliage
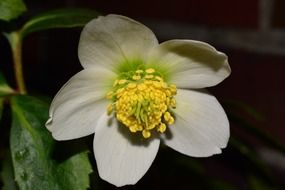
[10,95,92,190]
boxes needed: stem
[6,32,27,94]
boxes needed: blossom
[46,14,231,187]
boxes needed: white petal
[148,40,230,88]
[164,89,229,157]
[78,14,158,70]
[94,113,160,187]
[46,68,116,140]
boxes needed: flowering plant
[1,1,283,190]
[47,14,230,186]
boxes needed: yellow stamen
[132,75,141,80]
[107,104,113,115]
[164,111,174,125]
[135,70,144,74]
[106,67,176,138]
[118,79,127,85]
[137,83,147,91]
[146,68,155,74]
[142,130,151,138]
[145,75,154,79]
[106,91,113,99]
[169,84,177,94]
[170,99,176,108]
[155,76,163,81]
[113,80,119,87]
[157,123,166,133]
[167,116,175,125]
[128,83,137,89]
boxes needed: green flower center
[106,68,176,138]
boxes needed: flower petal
[78,14,158,70]
[46,68,116,140]
[164,89,229,157]
[94,113,160,187]
[148,40,230,88]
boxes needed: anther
[146,68,155,74]
[107,104,113,115]
[142,130,151,138]
[157,123,166,133]
[118,79,127,85]
[135,70,144,74]
[113,80,119,87]
[132,75,141,80]
[106,91,113,99]
[145,75,154,79]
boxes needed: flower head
[46,14,231,187]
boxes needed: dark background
[15,0,285,143]
[1,0,285,189]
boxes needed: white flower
[46,14,231,187]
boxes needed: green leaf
[20,8,100,38]
[1,149,18,190]
[56,153,93,189]
[10,95,92,190]
[0,0,27,21]
[0,72,14,97]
